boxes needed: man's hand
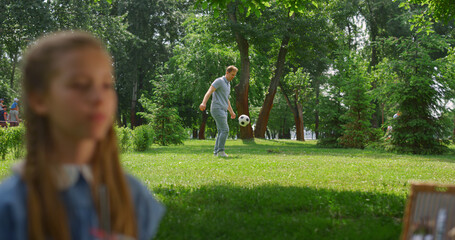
[230,112,236,119]
[199,103,206,111]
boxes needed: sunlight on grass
[1,139,455,239]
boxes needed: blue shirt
[211,76,230,111]
[10,102,17,109]
[0,172,165,240]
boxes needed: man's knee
[220,127,229,134]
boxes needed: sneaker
[217,151,228,157]
[214,152,218,157]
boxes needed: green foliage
[0,125,25,160]
[408,0,455,23]
[115,125,133,153]
[139,77,187,146]
[317,76,346,147]
[337,56,375,149]
[167,14,238,133]
[132,125,153,152]
[196,0,317,18]
[267,94,295,139]
[0,128,9,160]
[385,33,452,154]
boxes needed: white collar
[12,161,93,190]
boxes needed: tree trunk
[281,85,304,141]
[136,68,145,126]
[130,77,138,128]
[453,115,455,143]
[192,129,198,139]
[367,0,380,129]
[122,113,128,127]
[116,111,122,127]
[228,5,253,139]
[315,79,320,139]
[295,102,305,141]
[198,110,208,139]
[10,53,18,88]
[254,35,291,138]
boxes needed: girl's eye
[103,82,115,90]
[69,81,90,90]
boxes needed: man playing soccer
[199,66,237,157]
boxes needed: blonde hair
[22,31,137,240]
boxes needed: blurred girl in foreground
[0,31,164,240]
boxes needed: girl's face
[43,47,117,141]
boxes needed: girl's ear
[27,92,49,116]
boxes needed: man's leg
[214,125,221,155]
[214,111,229,155]
[212,109,221,155]
[212,109,229,155]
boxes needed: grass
[2,139,455,239]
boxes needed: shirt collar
[12,160,93,190]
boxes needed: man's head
[225,65,238,82]
[13,98,18,102]
[0,98,3,103]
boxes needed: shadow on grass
[242,139,257,145]
[141,140,455,163]
[154,184,404,240]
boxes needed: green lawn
[2,139,455,239]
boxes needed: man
[9,97,21,126]
[199,66,237,157]
[0,106,7,128]
[0,98,4,108]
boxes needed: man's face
[226,70,237,81]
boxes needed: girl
[0,31,164,240]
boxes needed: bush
[0,125,25,160]
[115,126,133,153]
[132,125,153,152]
[138,76,187,146]
[0,128,8,160]
[8,125,25,159]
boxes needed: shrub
[138,76,187,146]
[115,126,133,153]
[132,125,153,152]
[8,125,25,159]
[0,125,25,160]
[0,128,8,160]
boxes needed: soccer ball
[238,114,250,127]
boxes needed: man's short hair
[226,65,238,73]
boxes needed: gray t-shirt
[211,76,230,110]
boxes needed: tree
[267,93,295,139]
[196,0,316,139]
[387,33,452,154]
[113,0,186,127]
[280,68,312,141]
[167,14,238,139]
[409,0,455,22]
[317,75,346,147]
[337,55,375,149]
[139,75,186,146]
[0,0,51,89]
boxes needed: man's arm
[227,100,236,119]
[199,86,216,111]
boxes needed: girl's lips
[89,113,107,122]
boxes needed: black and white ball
[238,114,250,127]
